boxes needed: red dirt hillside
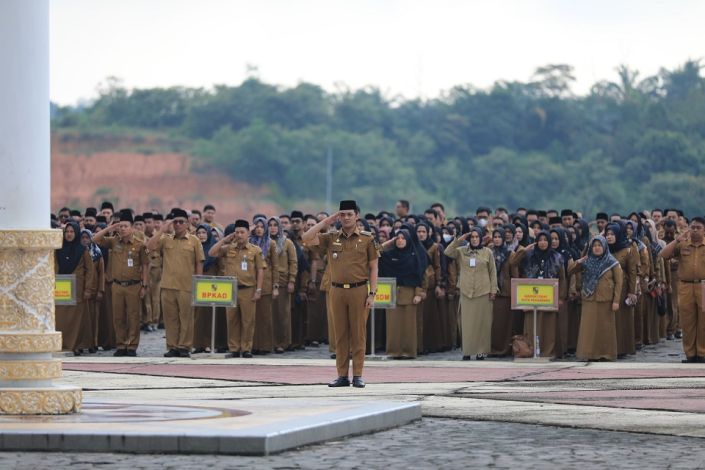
[51,133,281,223]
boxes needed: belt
[114,279,141,287]
[680,279,704,284]
[331,280,367,289]
[239,285,254,289]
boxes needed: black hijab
[492,228,510,289]
[416,221,434,250]
[379,229,426,288]
[574,219,591,253]
[523,231,562,279]
[606,221,632,252]
[57,221,86,275]
[198,224,218,272]
[514,222,531,247]
[550,227,574,269]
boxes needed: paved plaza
[3,331,705,468]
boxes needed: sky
[50,0,705,105]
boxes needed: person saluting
[303,200,380,388]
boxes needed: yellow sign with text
[369,277,396,308]
[55,275,76,305]
[193,277,237,307]
[516,284,555,306]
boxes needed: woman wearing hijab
[379,229,427,358]
[573,219,591,255]
[443,222,462,349]
[625,218,651,350]
[645,219,669,339]
[570,236,623,361]
[55,221,96,354]
[416,222,443,354]
[193,224,220,353]
[269,217,298,354]
[445,227,498,360]
[605,221,639,358]
[490,228,515,357]
[550,227,576,358]
[511,231,567,358]
[251,216,280,354]
[78,229,104,353]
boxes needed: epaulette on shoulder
[360,230,373,236]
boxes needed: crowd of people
[52,199,705,367]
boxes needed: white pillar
[0,0,51,229]
[0,0,81,414]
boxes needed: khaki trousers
[149,267,162,325]
[226,287,257,352]
[678,282,705,358]
[161,288,194,351]
[273,292,292,349]
[330,285,369,377]
[111,283,142,350]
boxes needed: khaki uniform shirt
[154,233,205,291]
[218,242,264,288]
[316,228,379,284]
[571,263,624,304]
[97,235,147,282]
[444,240,498,298]
[277,238,298,285]
[671,239,705,281]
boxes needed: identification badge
[241,261,248,271]
[127,258,134,268]
[469,258,476,268]
[333,252,338,259]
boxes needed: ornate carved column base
[0,230,82,414]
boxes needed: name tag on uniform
[127,258,134,268]
[241,261,248,271]
[469,258,476,268]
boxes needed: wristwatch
[368,291,376,296]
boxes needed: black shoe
[330,353,337,359]
[164,349,179,357]
[476,354,486,361]
[682,356,698,363]
[113,349,127,357]
[216,347,228,353]
[141,324,149,332]
[462,355,472,361]
[667,334,675,340]
[229,351,241,358]
[275,347,285,354]
[158,323,165,329]
[352,376,365,388]
[193,348,206,354]
[310,341,320,347]
[126,349,137,357]
[178,349,191,358]
[88,347,97,354]
[675,331,683,339]
[285,346,296,352]
[242,351,253,358]
[328,376,350,387]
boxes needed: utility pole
[325,146,332,214]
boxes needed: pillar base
[0,386,82,414]
[0,229,82,414]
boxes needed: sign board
[370,277,396,308]
[192,276,237,307]
[55,274,76,305]
[510,278,559,311]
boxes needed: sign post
[368,277,396,358]
[510,278,559,360]
[54,274,76,305]
[192,275,237,355]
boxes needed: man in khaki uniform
[209,219,264,358]
[93,210,149,357]
[147,208,205,358]
[661,216,705,363]
[303,200,379,388]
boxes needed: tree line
[52,61,705,216]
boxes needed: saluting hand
[161,220,174,233]
[458,232,471,241]
[677,230,690,243]
[323,212,340,226]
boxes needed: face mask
[478,218,488,228]
[442,234,453,243]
